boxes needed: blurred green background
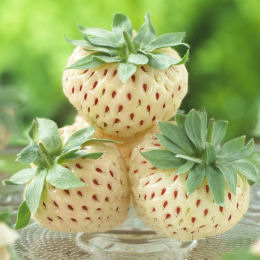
[0,0,260,141]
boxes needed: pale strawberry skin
[63,46,188,138]
[33,128,130,233]
[129,128,250,241]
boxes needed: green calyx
[3,118,120,230]
[65,12,189,83]
[141,109,260,206]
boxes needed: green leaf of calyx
[175,160,195,175]
[206,166,225,206]
[184,109,203,152]
[147,52,181,70]
[3,168,37,185]
[25,170,46,215]
[77,24,113,39]
[233,160,260,182]
[156,134,185,155]
[158,122,193,155]
[219,136,246,159]
[46,164,85,189]
[210,120,228,146]
[145,32,186,52]
[205,143,216,165]
[186,164,205,195]
[216,164,237,195]
[134,12,156,48]
[64,35,93,48]
[128,53,148,65]
[141,150,184,169]
[84,138,121,144]
[37,118,62,156]
[15,201,31,230]
[58,150,103,162]
[16,143,39,164]
[67,54,104,70]
[112,13,133,41]
[63,126,95,152]
[118,62,137,83]
[176,154,202,164]
[175,112,186,127]
[220,139,255,162]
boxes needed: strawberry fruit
[5,118,130,232]
[129,109,260,241]
[63,13,189,138]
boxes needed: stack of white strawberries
[5,13,259,241]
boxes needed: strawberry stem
[39,142,53,168]
[123,30,135,54]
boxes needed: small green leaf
[176,154,202,163]
[205,143,216,165]
[128,53,148,65]
[15,201,31,230]
[186,164,205,195]
[58,150,103,162]
[175,160,194,175]
[156,134,185,155]
[141,150,184,169]
[77,24,113,39]
[158,122,194,155]
[82,152,103,159]
[206,166,225,206]
[118,62,137,83]
[87,35,118,48]
[16,143,39,164]
[85,138,121,144]
[63,126,95,152]
[210,120,228,146]
[28,119,37,140]
[66,55,104,70]
[112,13,133,39]
[37,118,62,156]
[46,164,86,189]
[95,55,122,63]
[83,46,118,56]
[184,109,203,152]
[134,12,156,48]
[216,163,237,195]
[64,35,93,47]
[233,160,260,182]
[25,170,46,215]
[4,168,36,185]
[220,139,255,162]
[147,52,180,70]
[219,136,246,158]
[175,112,186,127]
[145,32,186,52]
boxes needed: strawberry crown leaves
[3,118,120,230]
[141,109,260,206]
[65,12,190,83]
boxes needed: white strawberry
[5,118,130,232]
[62,12,189,138]
[129,109,259,241]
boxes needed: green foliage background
[0,0,259,139]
